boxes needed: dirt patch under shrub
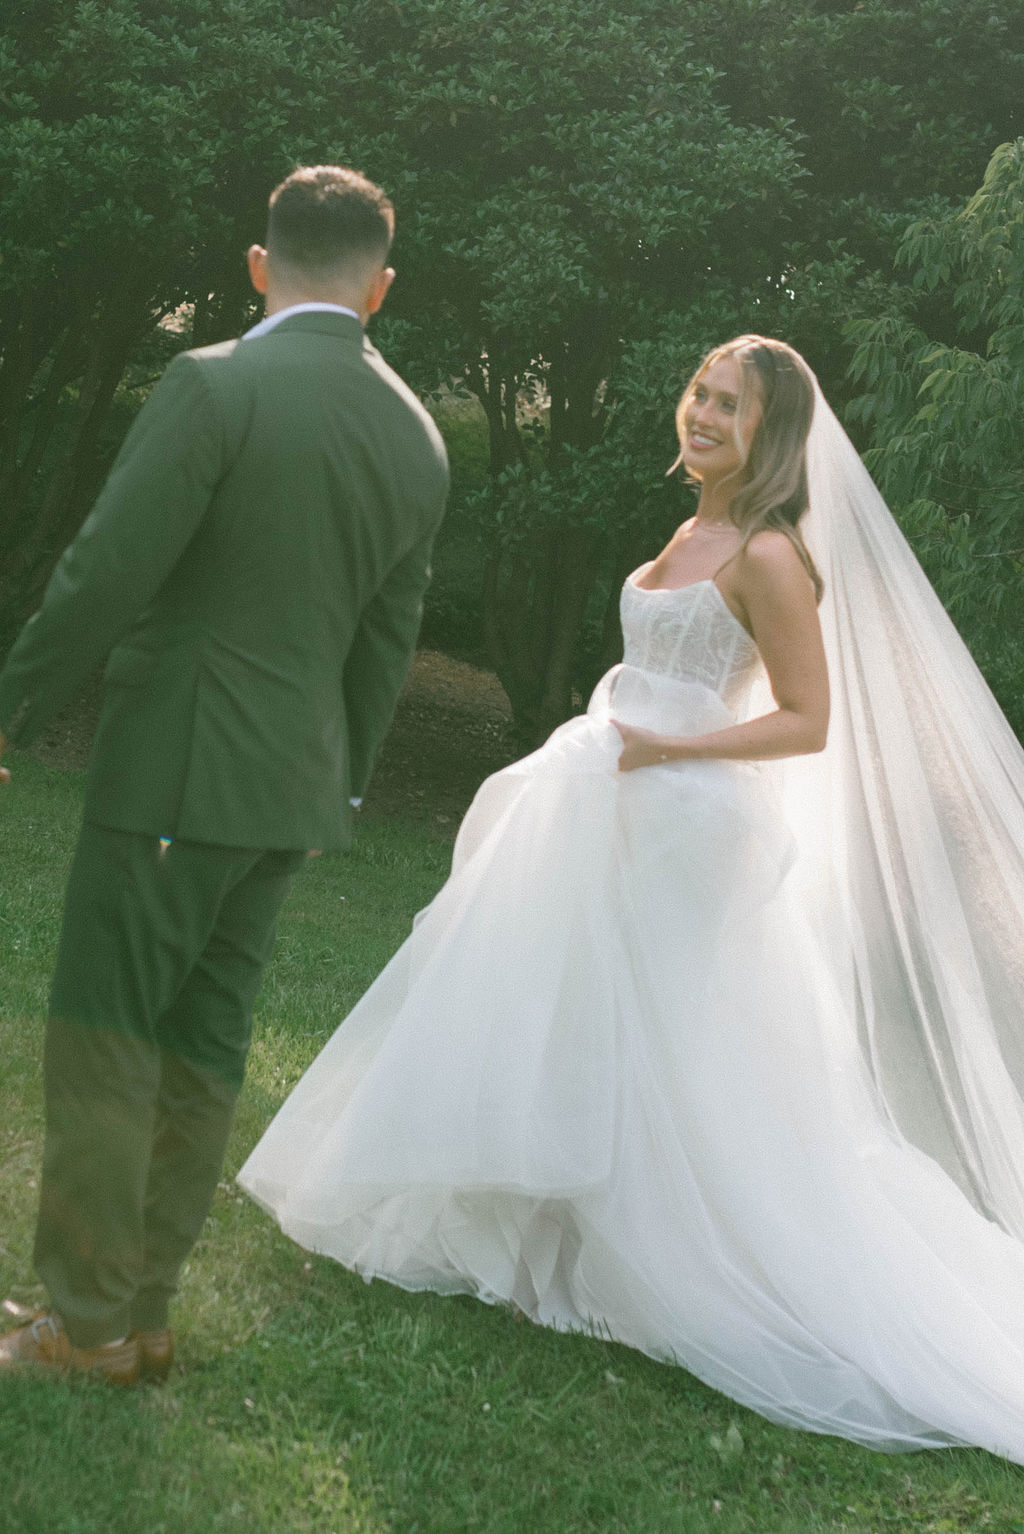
[24,650,520,835]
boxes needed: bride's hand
[613,720,674,773]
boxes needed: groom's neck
[246,243,392,328]
[263,283,362,319]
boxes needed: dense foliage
[368,0,1024,736]
[0,0,394,642]
[2,0,1023,734]
[846,138,1024,733]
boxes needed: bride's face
[681,355,762,483]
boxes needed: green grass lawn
[2,759,1024,1533]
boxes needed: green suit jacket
[0,312,449,851]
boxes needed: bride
[240,335,1024,1464]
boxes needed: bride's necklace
[693,518,738,535]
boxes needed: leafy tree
[845,138,1024,730]
[366,0,1024,738]
[0,0,389,642]
[3,0,1024,744]
[359,0,809,739]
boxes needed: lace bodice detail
[621,568,761,713]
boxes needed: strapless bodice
[620,566,761,714]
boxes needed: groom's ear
[365,265,396,317]
[247,244,270,296]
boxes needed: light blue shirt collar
[242,302,360,341]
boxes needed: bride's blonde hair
[672,334,823,601]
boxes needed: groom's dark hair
[267,165,394,276]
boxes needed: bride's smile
[681,354,761,484]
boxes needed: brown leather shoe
[0,1310,140,1386]
[133,1326,175,1382]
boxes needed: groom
[0,165,449,1383]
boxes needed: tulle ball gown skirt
[240,665,1024,1465]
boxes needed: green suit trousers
[36,821,305,1347]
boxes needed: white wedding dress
[241,562,1024,1465]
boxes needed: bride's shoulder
[740,529,806,576]
[734,530,816,606]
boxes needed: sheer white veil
[779,378,1024,1235]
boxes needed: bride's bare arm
[615,533,829,771]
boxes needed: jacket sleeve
[0,353,224,748]
[341,521,442,800]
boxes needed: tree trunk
[0,293,78,535]
[0,311,92,544]
[483,525,605,747]
[0,310,145,646]
[472,343,620,743]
